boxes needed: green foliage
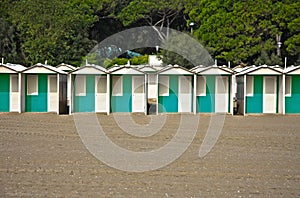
[0,0,22,64]
[110,58,129,66]
[117,0,185,41]
[0,0,299,67]
[105,55,149,68]
[187,0,300,65]
[9,0,104,66]
[130,55,148,65]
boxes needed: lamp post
[189,22,195,35]
[155,45,159,54]
[276,34,282,57]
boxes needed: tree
[0,0,23,64]
[9,0,106,66]
[186,0,299,66]
[118,0,185,41]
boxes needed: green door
[0,74,10,112]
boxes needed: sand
[0,113,299,197]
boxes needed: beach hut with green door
[236,65,283,115]
[22,63,68,114]
[109,65,146,113]
[157,65,194,113]
[0,63,26,112]
[70,64,109,113]
[192,65,234,114]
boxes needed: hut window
[112,76,123,96]
[285,76,291,97]
[246,76,253,96]
[27,75,38,95]
[10,75,18,93]
[49,76,57,93]
[196,76,206,96]
[159,76,169,96]
[148,74,157,98]
[97,76,107,94]
[75,75,86,96]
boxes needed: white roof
[5,63,27,72]
[157,65,194,75]
[0,63,27,73]
[110,66,145,75]
[70,64,107,74]
[56,63,76,71]
[284,65,300,75]
[23,63,67,74]
[192,65,233,75]
[136,65,158,72]
[237,65,283,75]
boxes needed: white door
[263,76,276,113]
[132,76,144,112]
[95,76,107,112]
[10,75,19,112]
[178,76,192,112]
[48,75,58,112]
[215,76,228,113]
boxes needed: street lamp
[276,34,282,57]
[189,22,195,34]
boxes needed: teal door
[25,74,48,112]
[0,74,10,112]
[74,75,96,112]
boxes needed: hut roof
[157,64,194,75]
[236,65,283,76]
[0,63,26,73]
[192,65,233,75]
[284,65,300,74]
[23,63,67,74]
[70,64,107,74]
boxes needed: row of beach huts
[0,60,299,115]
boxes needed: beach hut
[22,63,68,114]
[192,65,234,114]
[236,65,283,115]
[0,63,26,112]
[157,65,194,113]
[70,64,108,113]
[283,65,300,114]
[109,65,146,113]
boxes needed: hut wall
[246,75,263,113]
[73,75,95,112]
[25,74,48,112]
[196,75,215,113]
[285,75,300,113]
[110,75,132,113]
[158,75,178,113]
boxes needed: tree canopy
[0,0,299,67]
[186,0,300,65]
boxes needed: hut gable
[237,65,283,76]
[71,64,107,75]
[23,63,67,74]
[0,63,26,73]
[193,65,233,75]
[158,65,193,75]
[56,63,76,72]
[284,65,300,75]
[137,65,157,72]
[110,66,144,75]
